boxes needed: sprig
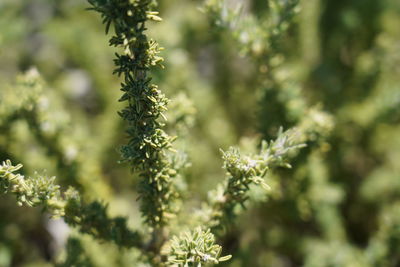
[0,159,65,216]
[166,227,231,266]
[88,0,180,229]
[205,128,306,228]
[0,160,143,248]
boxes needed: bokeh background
[0,0,399,266]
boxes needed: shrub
[0,0,399,266]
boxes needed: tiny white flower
[202,254,211,262]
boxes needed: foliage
[166,227,231,266]
[0,0,399,266]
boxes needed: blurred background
[0,0,399,266]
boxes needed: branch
[87,0,181,230]
[0,160,143,248]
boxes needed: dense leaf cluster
[88,0,180,228]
